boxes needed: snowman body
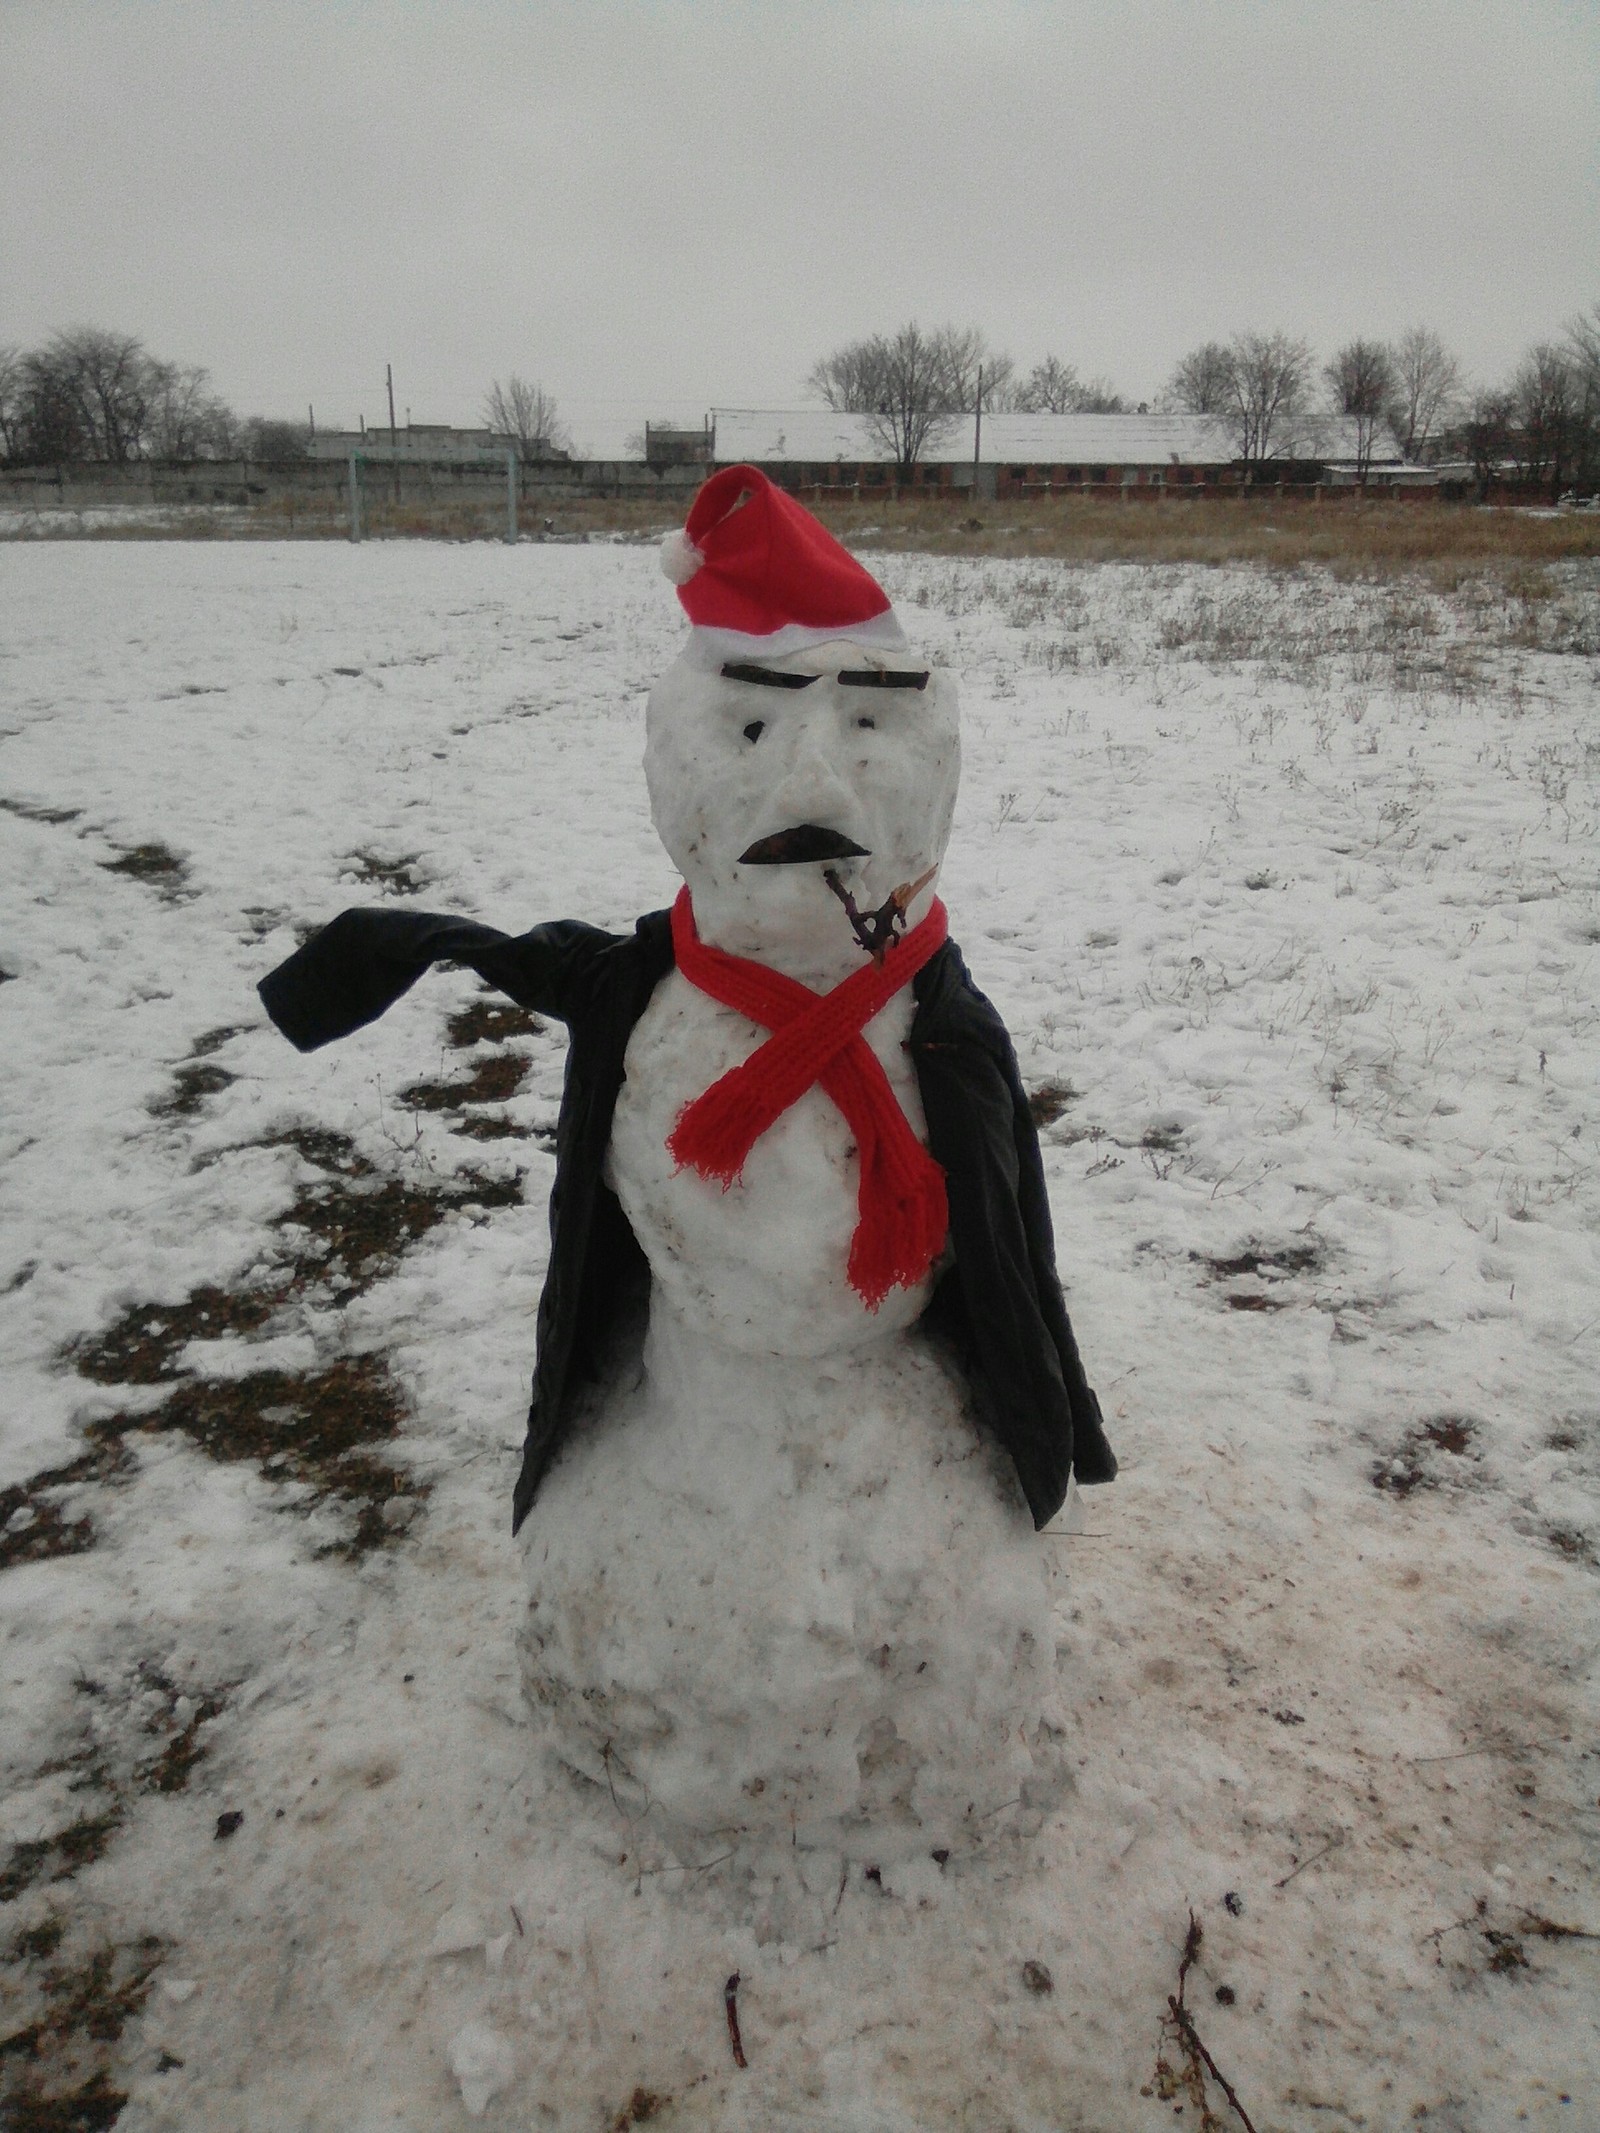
[518,644,1073,1863]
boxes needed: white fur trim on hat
[684,608,909,664]
[659,529,704,586]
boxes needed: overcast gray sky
[4,0,1596,455]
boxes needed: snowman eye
[742,720,765,743]
[856,716,876,730]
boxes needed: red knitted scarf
[667,884,949,1308]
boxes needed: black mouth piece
[738,824,871,866]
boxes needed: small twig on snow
[1274,1831,1343,1888]
[1149,1910,1257,2133]
[724,1972,748,2069]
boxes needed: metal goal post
[346,449,519,544]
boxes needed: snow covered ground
[1,538,1597,2131]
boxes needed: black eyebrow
[720,662,817,690]
[838,669,930,690]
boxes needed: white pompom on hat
[658,528,704,586]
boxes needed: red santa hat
[661,463,907,660]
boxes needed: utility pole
[973,364,983,496]
[386,365,399,506]
[308,405,315,440]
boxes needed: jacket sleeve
[917,1032,1079,1526]
[257,907,620,1053]
[913,950,1116,1526]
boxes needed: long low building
[707,408,1434,495]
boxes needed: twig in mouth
[724,1972,748,2069]
[823,865,937,963]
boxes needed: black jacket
[259,906,1116,1532]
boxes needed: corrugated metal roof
[711,408,1241,467]
[710,408,1419,470]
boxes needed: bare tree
[15,348,87,462]
[1015,357,1081,414]
[1219,330,1313,475]
[0,345,22,461]
[46,327,153,461]
[1510,344,1583,495]
[1015,356,1126,414]
[146,360,239,459]
[935,328,1016,415]
[1165,342,1234,416]
[1388,326,1461,461]
[1568,299,1600,397]
[1460,387,1513,499]
[1565,301,1600,488]
[1324,338,1397,480]
[806,322,994,474]
[244,417,310,465]
[483,376,569,456]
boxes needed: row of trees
[0,327,310,467]
[809,310,1600,490]
[807,325,1125,472]
[0,331,581,470]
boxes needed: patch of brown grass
[23,484,1600,575]
[0,1935,165,2132]
[819,493,1600,577]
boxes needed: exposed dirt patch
[1543,1527,1595,1564]
[150,1061,236,1118]
[1196,1238,1325,1281]
[0,1428,134,1572]
[0,1805,123,1907]
[9,1920,65,1965]
[47,1136,522,1563]
[240,904,288,940]
[70,1286,283,1386]
[273,1165,522,1297]
[611,2087,667,2129]
[451,1114,553,1143]
[255,1125,374,1177]
[341,850,428,895]
[1372,1414,1480,1497]
[188,1025,247,1059]
[130,1662,235,1797]
[398,1052,531,1112]
[1027,1079,1079,1127]
[1,2065,130,2131]
[1140,1122,1185,1154]
[0,1498,97,1576]
[153,1352,416,1548]
[64,1354,423,1561]
[447,997,546,1047]
[0,799,82,826]
[0,1935,164,2132]
[98,843,190,900]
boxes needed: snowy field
[2,538,1598,2131]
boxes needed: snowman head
[646,468,960,967]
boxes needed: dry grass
[15,487,1600,576]
[820,494,1600,579]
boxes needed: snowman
[260,466,1115,1873]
